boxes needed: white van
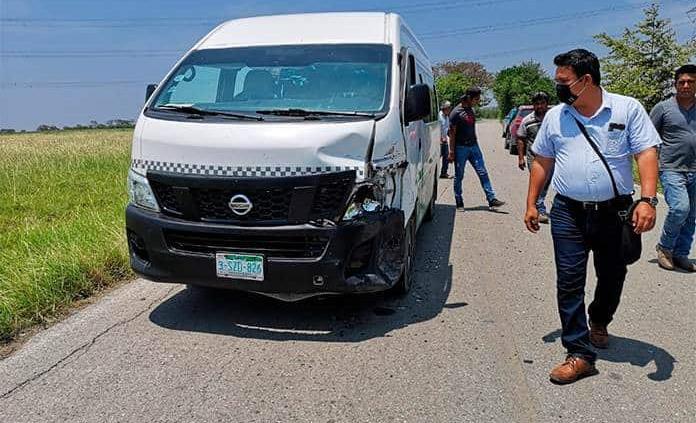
[126,12,440,300]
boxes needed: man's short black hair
[460,87,482,102]
[553,49,601,86]
[531,91,550,103]
[675,64,696,80]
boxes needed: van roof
[197,12,394,50]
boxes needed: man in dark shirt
[651,64,696,272]
[448,87,505,210]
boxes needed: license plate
[215,253,264,281]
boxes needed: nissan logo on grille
[228,194,253,216]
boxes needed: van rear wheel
[423,175,437,222]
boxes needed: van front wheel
[391,219,416,295]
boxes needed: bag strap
[571,116,620,198]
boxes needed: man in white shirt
[438,101,452,178]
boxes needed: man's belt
[557,194,633,211]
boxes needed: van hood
[132,116,373,179]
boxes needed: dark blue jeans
[550,195,628,363]
[453,145,496,203]
[659,170,696,257]
[440,142,450,176]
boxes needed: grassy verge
[0,129,133,341]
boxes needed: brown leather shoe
[589,321,609,349]
[673,256,696,273]
[549,356,598,385]
[656,245,675,270]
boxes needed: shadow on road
[149,204,456,343]
[542,329,676,381]
[462,205,510,214]
[646,259,696,274]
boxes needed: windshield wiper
[154,104,264,121]
[255,108,377,118]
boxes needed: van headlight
[342,182,384,221]
[127,169,160,212]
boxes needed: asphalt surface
[1,120,695,422]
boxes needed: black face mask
[556,77,587,105]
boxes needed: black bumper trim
[126,205,405,294]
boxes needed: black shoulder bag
[572,117,642,265]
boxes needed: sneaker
[673,256,696,272]
[538,213,550,224]
[656,245,675,271]
[549,355,599,385]
[488,199,506,210]
[455,198,464,209]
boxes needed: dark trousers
[440,142,449,176]
[550,195,628,363]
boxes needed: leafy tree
[434,60,493,105]
[433,61,493,85]
[595,3,696,110]
[492,61,556,118]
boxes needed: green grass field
[0,129,133,341]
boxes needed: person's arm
[525,156,555,233]
[516,137,527,170]
[633,147,658,234]
[524,117,554,232]
[448,113,458,162]
[629,99,662,234]
[448,124,457,162]
[516,119,528,170]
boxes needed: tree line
[0,119,135,134]
[435,3,696,119]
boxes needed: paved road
[2,121,695,422]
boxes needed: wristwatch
[639,196,659,208]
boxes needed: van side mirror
[145,84,158,102]
[405,83,431,123]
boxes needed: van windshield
[151,44,392,116]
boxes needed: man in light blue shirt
[524,49,660,385]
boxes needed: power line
[5,2,690,59]
[1,80,150,89]
[419,2,659,39]
[0,0,520,28]
[461,20,693,61]
[1,50,186,58]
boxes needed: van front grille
[148,170,355,225]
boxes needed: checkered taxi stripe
[131,159,365,178]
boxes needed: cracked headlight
[342,182,384,221]
[127,169,160,212]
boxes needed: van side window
[416,63,436,123]
[431,85,439,122]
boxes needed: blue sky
[1,0,694,130]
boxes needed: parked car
[502,107,517,146]
[505,105,534,155]
[126,12,440,301]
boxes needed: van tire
[391,219,416,296]
[423,175,437,222]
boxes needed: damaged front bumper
[126,205,406,297]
